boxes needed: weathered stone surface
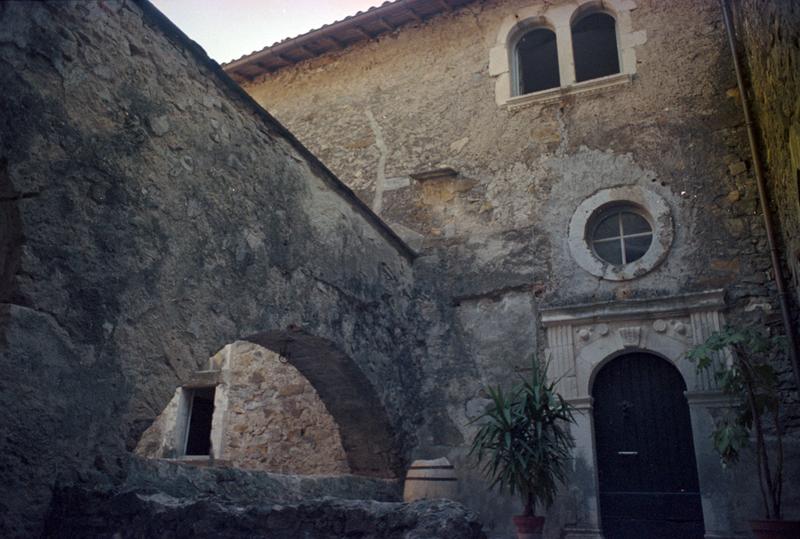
[45,486,486,539]
[732,0,800,317]
[124,458,401,504]
[137,341,350,475]
[240,0,797,536]
[2,0,799,537]
[0,1,420,535]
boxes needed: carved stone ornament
[618,326,641,347]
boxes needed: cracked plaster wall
[243,0,796,536]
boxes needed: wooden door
[592,353,704,539]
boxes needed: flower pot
[512,515,544,539]
[750,519,800,539]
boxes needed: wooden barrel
[402,457,457,502]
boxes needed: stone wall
[239,0,795,536]
[136,341,350,475]
[217,342,350,474]
[0,1,421,535]
[732,0,800,307]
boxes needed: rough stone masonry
[0,0,440,535]
[235,0,800,536]
[1,0,799,538]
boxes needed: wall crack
[365,109,388,215]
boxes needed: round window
[568,187,673,281]
[589,206,653,265]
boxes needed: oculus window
[515,27,560,95]
[589,206,653,265]
[568,187,673,281]
[572,12,620,82]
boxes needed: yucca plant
[469,358,575,519]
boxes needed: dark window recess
[516,28,560,94]
[185,387,215,456]
[572,12,620,83]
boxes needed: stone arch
[245,326,403,478]
[575,329,699,398]
[587,347,688,398]
[569,0,621,26]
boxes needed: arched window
[571,11,620,82]
[514,27,560,95]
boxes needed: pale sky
[151,0,384,64]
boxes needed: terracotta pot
[750,519,800,539]
[512,515,544,539]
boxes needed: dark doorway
[185,387,215,456]
[592,353,704,539]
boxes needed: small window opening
[590,205,653,265]
[515,27,560,95]
[184,387,215,456]
[572,12,620,83]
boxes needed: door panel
[592,353,704,539]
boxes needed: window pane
[572,12,620,83]
[624,234,653,263]
[593,213,620,240]
[517,28,560,94]
[621,212,651,235]
[594,239,623,265]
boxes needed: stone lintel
[684,390,733,407]
[541,289,726,327]
[183,370,221,388]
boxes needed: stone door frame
[541,289,736,539]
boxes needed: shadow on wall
[137,328,404,478]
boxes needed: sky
[151,0,385,64]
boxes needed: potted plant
[687,326,800,538]
[469,358,575,539]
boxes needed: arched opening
[571,11,620,82]
[248,328,402,478]
[514,26,560,95]
[591,352,704,539]
[136,328,402,479]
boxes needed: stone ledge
[540,289,726,327]
[504,73,633,110]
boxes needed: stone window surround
[568,185,673,281]
[175,370,228,461]
[489,0,647,107]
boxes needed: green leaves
[686,324,787,518]
[711,418,749,467]
[469,358,575,513]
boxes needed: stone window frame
[174,371,227,461]
[568,186,673,281]
[489,0,647,108]
[508,18,561,96]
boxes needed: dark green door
[592,353,704,539]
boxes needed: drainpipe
[719,0,800,392]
